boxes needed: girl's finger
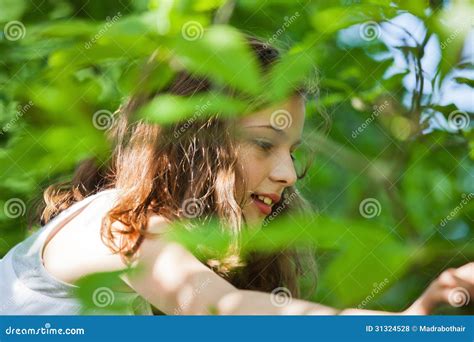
[442,286,471,308]
[454,262,474,285]
[427,269,473,308]
[451,274,474,297]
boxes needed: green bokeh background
[0,0,473,314]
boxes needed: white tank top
[0,189,152,315]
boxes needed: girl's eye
[254,139,298,163]
[254,139,274,151]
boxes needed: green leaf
[454,77,474,88]
[139,92,249,124]
[267,46,319,101]
[0,0,27,22]
[429,2,472,77]
[74,270,140,315]
[172,25,262,96]
[311,4,395,34]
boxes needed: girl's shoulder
[41,189,131,288]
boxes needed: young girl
[0,38,472,315]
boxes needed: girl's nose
[268,153,297,187]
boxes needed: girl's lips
[252,196,272,216]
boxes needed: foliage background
[0,0,473,314]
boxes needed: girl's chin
[243,211,266,228]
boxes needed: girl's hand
[403,262,473,315]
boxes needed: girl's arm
[119,216,473,315]
[118,216,337,315]
[119,224,339,315]
[219,267,474,315]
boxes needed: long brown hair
[36,36,318,299]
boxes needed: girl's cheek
[238,145,259,164]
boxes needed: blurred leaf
[74,270,140,315]
[139,92,249,124]
[0,0,27,22]
[311,4,395,34]
[172,25,262,96]
[454,77,474,87]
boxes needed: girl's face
[236,95,305,227]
